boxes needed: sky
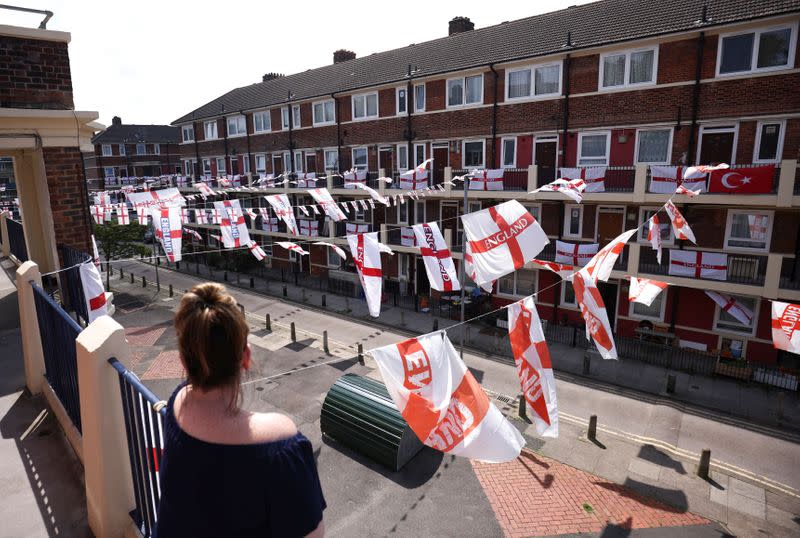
[7,0,594,127]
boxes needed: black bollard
[119,268,124,279]
[224,271,228,282]
[250,277,254,288]
[169,284,173,297]
[583,353,591,375]
[290,322,296,342]
[358,343,364,365]
[283,285,287,297]
[518,395,527,420]
[323,330,329,354]
[587,415,598,441]
[322,294,326,307]
[266,313,271,331]
[433,319,439,331]
[130,272,134,284]
[666,374,676,394]
[142,276,147,288]
[697,449,711,479]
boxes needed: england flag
[412,221,460,292]
[214,199,251,248]
[347,232,386,318]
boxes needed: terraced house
[172,0,800,367]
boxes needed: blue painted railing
[7,218,27,262]
[59,244,92,324]
[109,358,165,538]
[31,283,82,432]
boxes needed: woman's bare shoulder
[248,412,298,444]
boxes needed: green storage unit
[321,374,423,471]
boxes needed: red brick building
[84,116,180,189]
[173,0,800,366]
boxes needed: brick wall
[0,36,73,109]
[43,146,91,253]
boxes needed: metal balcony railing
[638,248,768,286]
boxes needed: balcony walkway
[0,258,88,537]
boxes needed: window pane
[639,209,672,241]
[720,33,755,73]
[398,146,408,169]
[508,70,531,98]
[637,130,670,163]
[718,296,755,329]
[534,65,560,94]
[563,281,576,304]
[602,54,626,86]
[353,148,367,168]
[499,274,515,295]
[398,89,407,112]
[313,104,323,123]
[415,84,425,110]
[581,134,607,158]
[568,207,581,235]
[757,28,791,68]
[729,213,769,249]
[448,79,463,106]
[325,101,335,121]
[758,123,781,161]
[414,145,425,166]
[633,293,663,318]
[465,75,482,103]
[502,139,516,167]
[629,50,654,83]
[464,142,483,167]
[516,270,536,296]
[366,94,377,116]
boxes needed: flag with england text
[412,221,460,292]
[573,268,617,360]
[772,301,800,355]
[628,277,668,307]
[347,232,386,318]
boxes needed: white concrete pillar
[380,223,388,244]
[527,165,538,192]
[444,166,452,195]
[776,159,797,208]
[326,171,333,191]
[633,164,648,202]
[764,253,782,300]
[76,316,136,538]
[378,168,386,195]
[16,261,46,394]
[12,149,59,273]
[0,211,9,257]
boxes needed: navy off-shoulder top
[154,384,326,538]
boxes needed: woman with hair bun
[155,283,326,537]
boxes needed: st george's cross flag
[648,165,708,194]
[136,206,148,225]
[344,169,368,188]
[648,215,663,264]
[298,219,320,237]
[295,172,317,188]
[706,291,753,326]
[461,200,548,289]
[345,222,369,235]
[149,206,183,262]
[194,183,215,197]
[308,188,347,222]
[508,297,558,437]
[573,268,617,360]
[468,169,504,191]
[127,187,185,208]
[276,241,309,256]
[531,178,586,203]
[183,227,202,241]
[265,194,299,235]
[90,205,105,224]
[370,331,525,462]
[354,182,390,206]
[669,250,727,280]
[664,201,696,244]
[399,162,430,190]
[180,208,191,224]
[246,240,267,261]
[116,204,130,225]
[465,243,494,293]
[313,241,347,260]
[412,221,460,292]
[347,232,387,317]
[194,208,208,224]
[401,227,416,247]
[628,277,668,307]
[559,167,606,193]
[209,209,222,225]
[79,261,108,323]
[261,217,279,232]
[555,241,598,266]
[532,260,575,282]
[771,301,800,354]
[214,199,251,248]
[675,185,702,197]
[583,228,638,283]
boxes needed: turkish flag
[708,165,774,194]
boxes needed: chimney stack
[448,16,474,36]
[112,116,122,126]
[333,49,356,64]
[262,72,284,82]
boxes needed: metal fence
[31,283,82,432]
[109,358,165,538]
[638,248,767,287]
[7,218,27,262]
[59,244,92,324]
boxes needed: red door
[432,146,449,184]
[535,141,557,187]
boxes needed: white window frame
[396,87,408,115]
[397,199,409,225]
[413,143,426,167]
[637,207,675,246]
[118,144,126,156]
[216,157,226,176]
[324,149,338,172]
[753,119,786,163]
[563,204,584,239]
[397,144,409,171]
[446,74,483,108]
[242,154,251,174]
[524,203,542,223]
[724,209,773,252]
[181,125,194,143]
[253,111,271,133]
[281,107,289,130]
[599,46,659,89]
[351,92,378,121]
[713,296,759,336]
[101,144,112,156]
[414,83,425,112]
[293,151,303,173]
[312,100,335,126]
[634,128,674,165]
[462,139,486,169]
[716,22,798,77]
[227,115,246,137]
[500,136,517,168]
[577,131,611,166]
[498,269,538,298]
[204,120,218,140]
[398,253,410,281]
[560,280,577,306]
[136,143,146,155]
[414,200,426,224]
[103,166,115,178]
[351,147,368,171]
[202,158,212,177]
[697,124,738,165]
[153,143,160,155]
[327,247,342,269]
[291,105,301,128]
[255,154,267,174]
[505,61,562,101]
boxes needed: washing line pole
[458,173,469,357]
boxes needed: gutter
[489,64,499,168]
[686,30,706,165]
[242,109,252,176]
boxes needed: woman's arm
[306,520,324,538]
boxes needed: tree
[93,222,151,287]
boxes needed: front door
[416,257,430,295]
[699,129,735,165]
[272,155,283,175]
[440,202,459,249]
[305,154,317,175]
[379,148,393,174]
[534,140,557,186]
[432,146,449,184]
[597,281,618,331]
[597,207,625,245]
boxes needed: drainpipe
[489,64,499,168]
[553,38,572,325]
[222,106,229,174]
[687,28,706,166]
[243,109,253,179]
[405,64,415,169]
[560,53,571,168]
[287,92,295,175]
[192,116,201,179]
[332,92,341,173]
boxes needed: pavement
[105,262,800,537]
